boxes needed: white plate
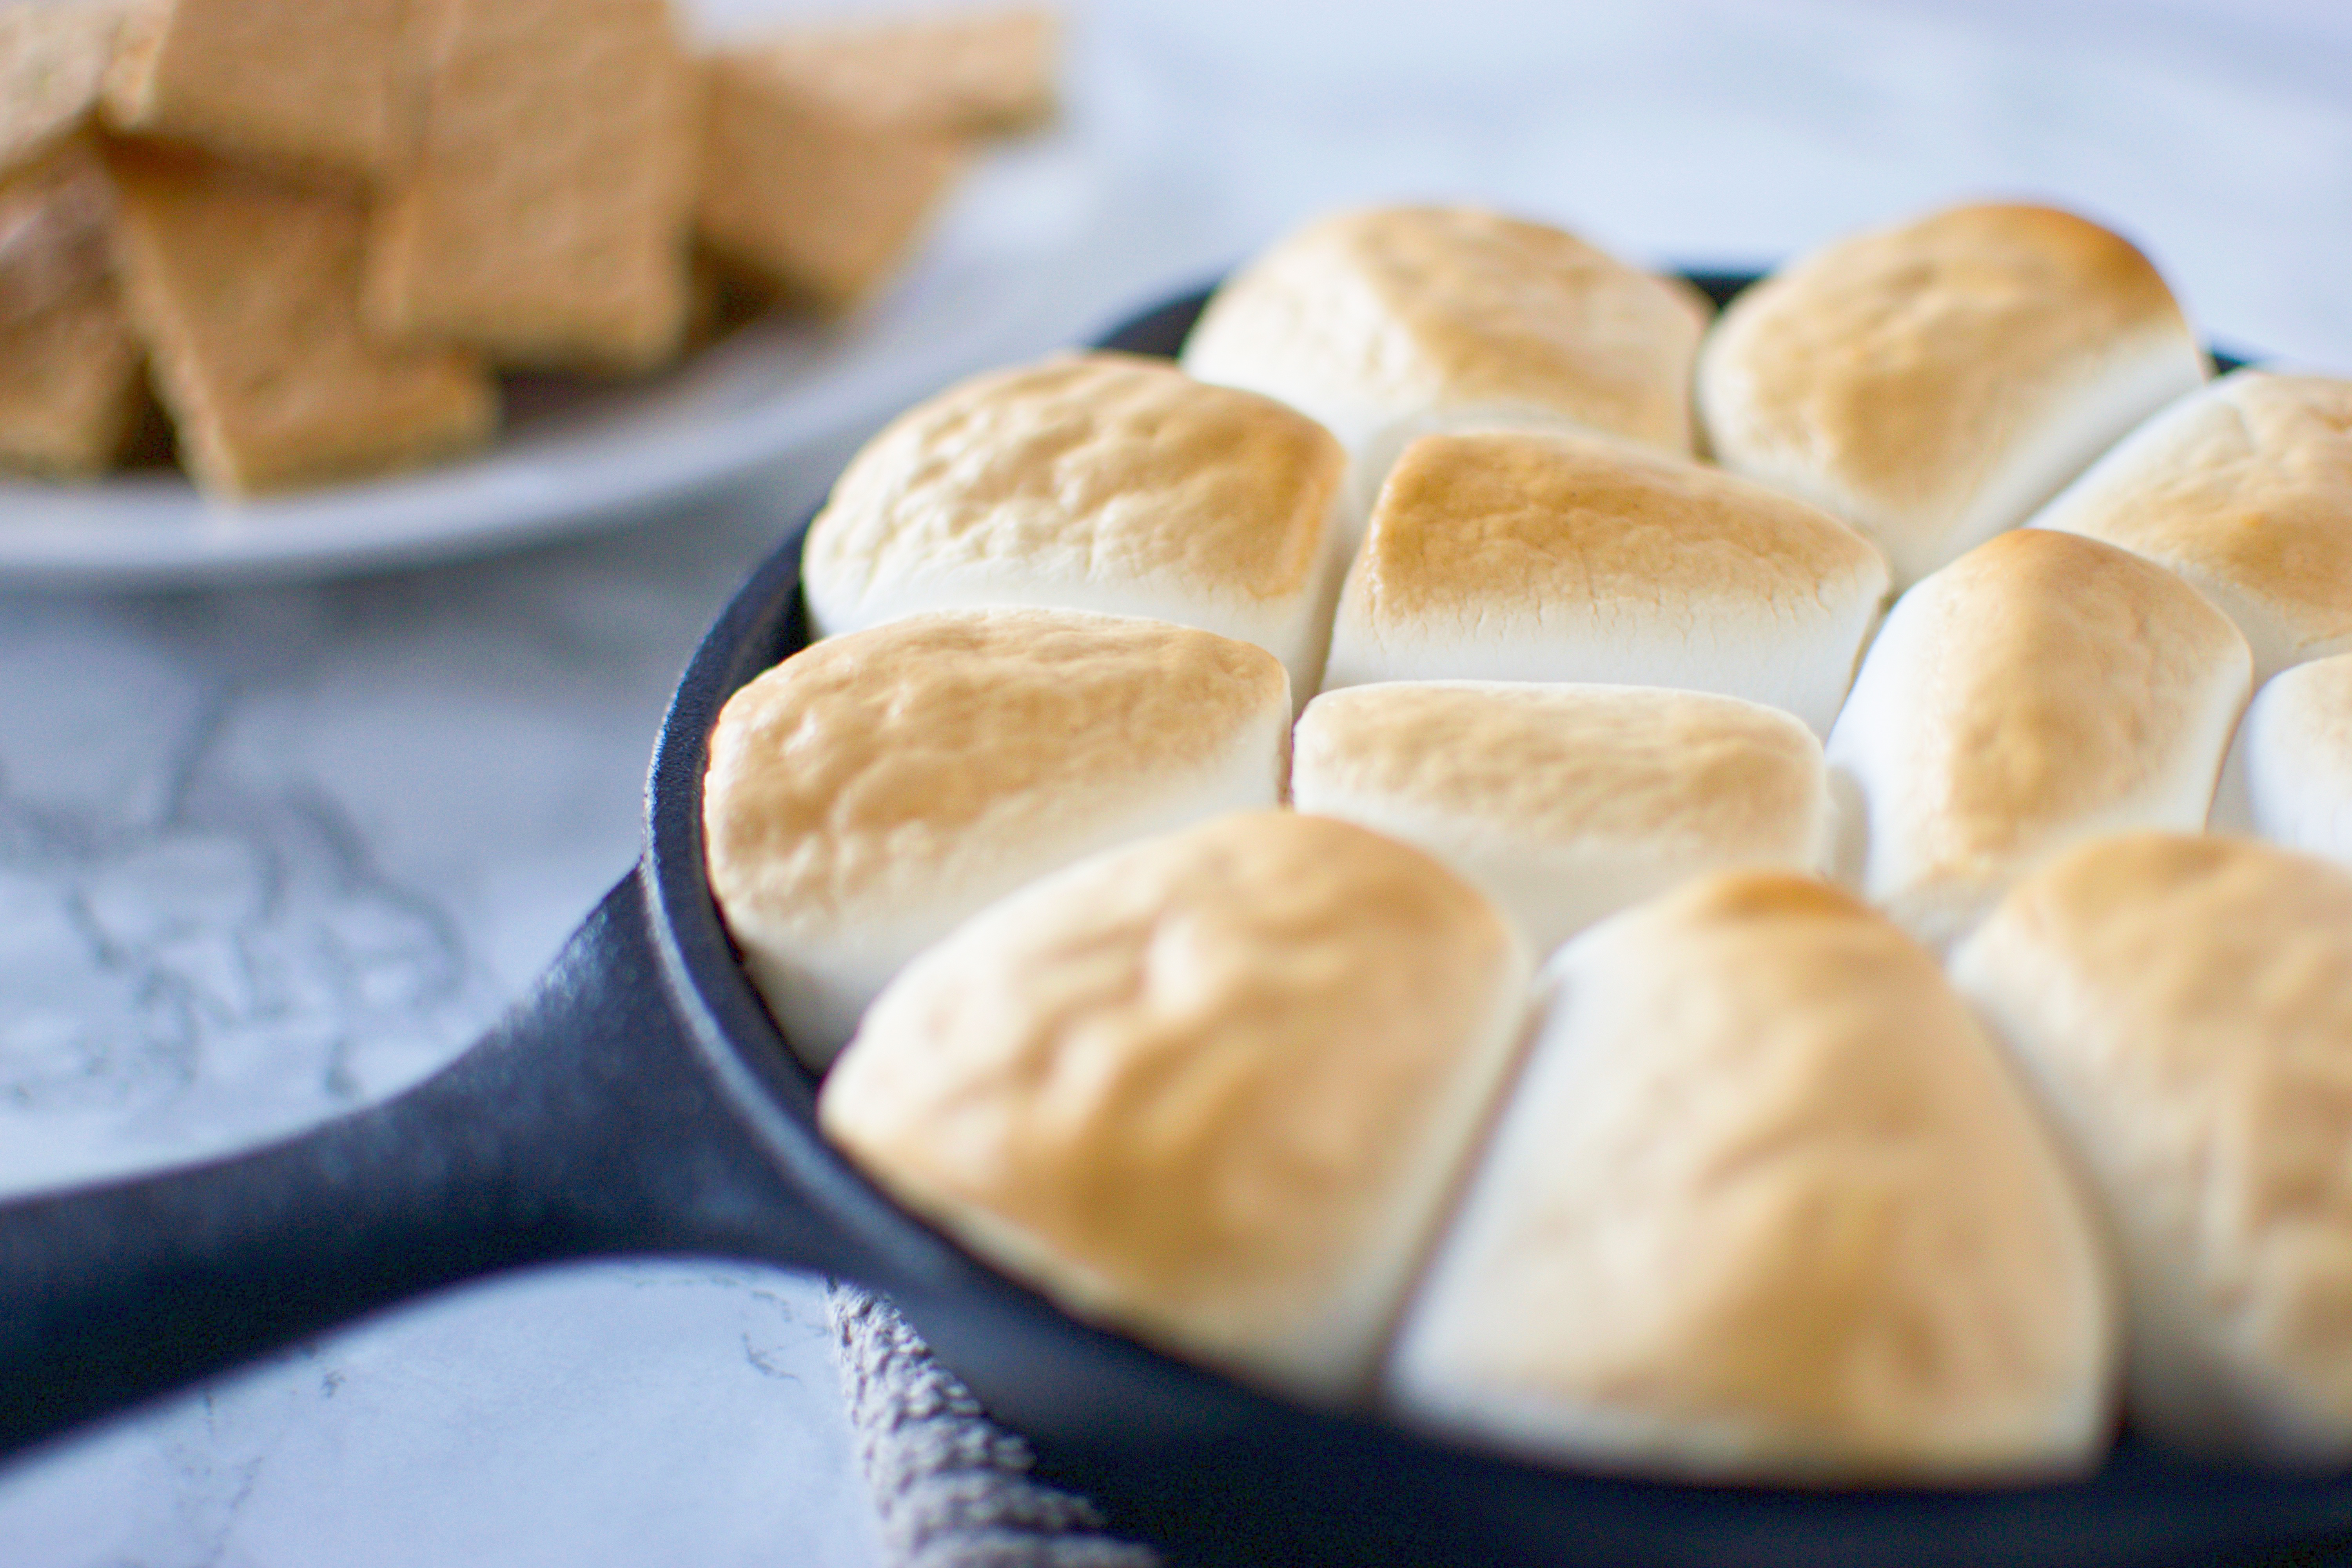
[0,108,1107,588]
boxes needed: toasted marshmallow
[1828,529,2250,950]
[2210,652,2352,866]
[2031,371,2352,682]
[821,811,1532,1405]
[1390,873,2114,1484]
[1292,681,1832,956]
[1181,205,1711,545]
[1952,834,2352,1468]
[1699,202,2207,591]
[704,609,1290,1070]
[802,353,1348,701]
[1319,430,1887,735]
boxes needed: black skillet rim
[634,275,2327,1567]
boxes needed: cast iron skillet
[0,277,2315,1567]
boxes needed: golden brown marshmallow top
[1295,681,1822,855]
[1408,871,2111,1479]
[819,810,1522,1365]
[1958,834,2352,1436]
[1193,204,1711,452]
[703,608,1288,936]
[804,353,1344,612]
[1883,530,2248,872]
[1706,203,2195,517]
[1345,429,1885,628]
[2041,372,2352,663]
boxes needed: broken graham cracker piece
[364,0,698,373]
[107,143,496,496]
[0,282,143,477]
[0,0,120,180]
[0,134,115,328]
[102,0,408,185]
[0,135,142,477]
[697,47,967,313]
[743,7,1058,137]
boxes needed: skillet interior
[636,281,2331,1568]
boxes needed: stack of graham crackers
[0,0,1056,496]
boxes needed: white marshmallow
[1180,204,1711,552]
[800,352,1350,703]
[1319,429,1887,737]
[702,608,1290,1069]
[1291,680,1832,956]
[1700,201,2208,591]
[1827,529,2250,951]
[1391,872,2116,1485]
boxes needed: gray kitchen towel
[826,1281,1163,1568]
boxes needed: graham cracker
[363,0,698,373]
[0,133,140,476]
[102,0,408,185]
[0,134,114,328]
[743,7,1058,137]
[0,276,142,477]
[107,142,497,496]
[696,47,967,314]
[0,0,120,180]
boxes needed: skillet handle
[0,869,857,1457]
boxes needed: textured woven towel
[826,1282,1163,1568]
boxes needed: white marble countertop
[2,1,2350,1563]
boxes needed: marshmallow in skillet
[1952,834,2352,1468]
[702,608,1290,1070]
[1390,873,2114,1484]
[1292,681,1832,956]
[1318,430,1887,736]
[1828,529,2249,951]
[1699,202,2207,591]
[2210,651,2352,867]
[821,811,1532,1405]
[801,353,1347,699]
[2031,371,2352,682]
[1179,205,1711,541]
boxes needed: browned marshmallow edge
[1180,204,1712,539]
[102,0,406,185]
[1391,872,2116,1483]
[802,353,1347,698]
[2212,650,2352,866]
[1951,833,2352,1466]
[1826,528,2250,949]
[1698,202,2207,590]
[365,0,697,371]
[820,810,1532,1405]
[705,607,1291,1068]
[2030,370,2352,682]
[1182,204,1712,459]
[1323,429,1887,735]
[695,44,967,313]
[107,141,497,494]
[1291,680,1832,955]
